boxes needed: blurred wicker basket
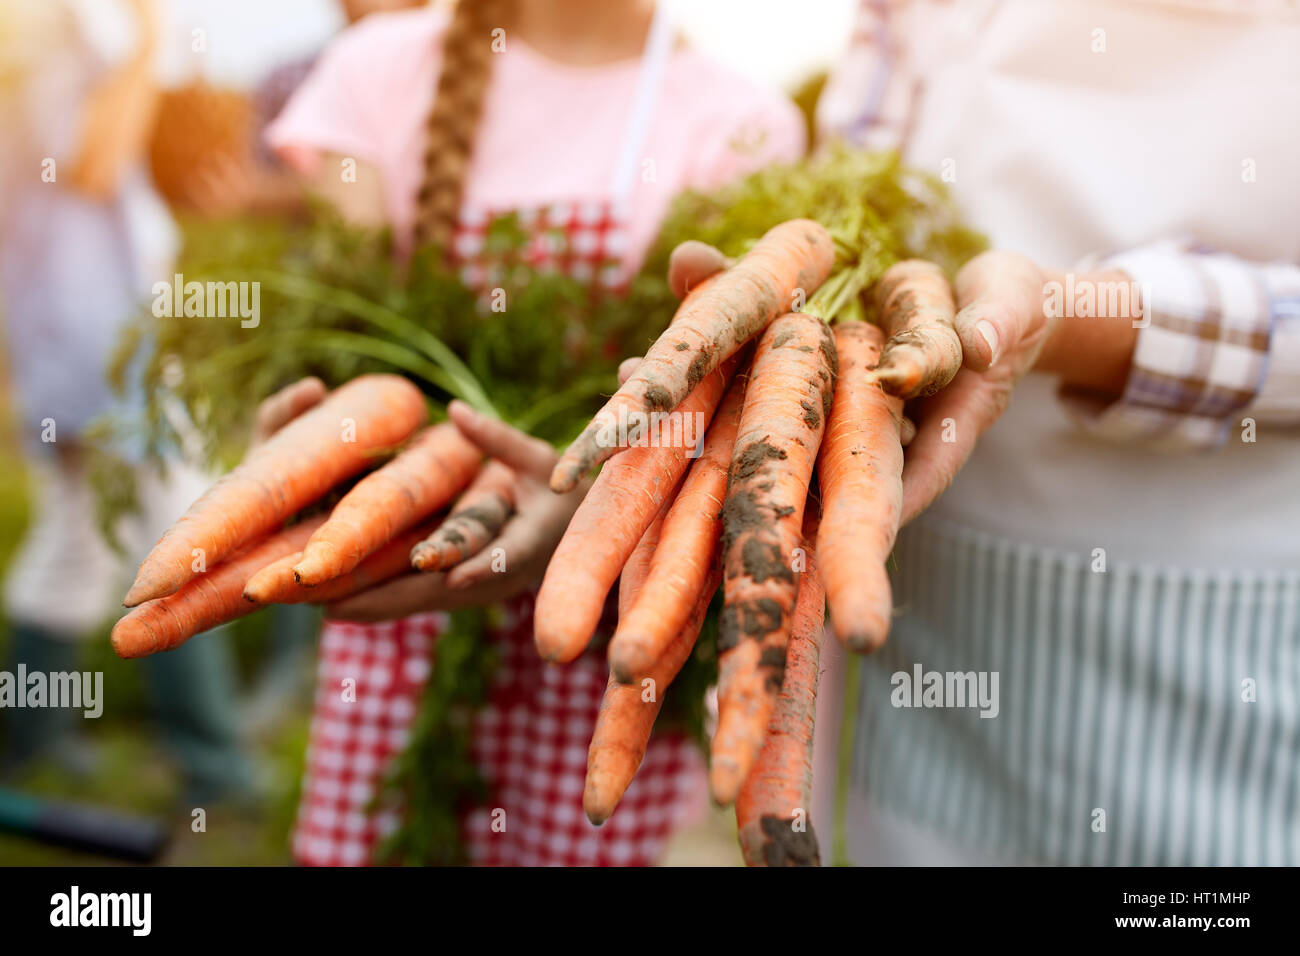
[148,81,252,205]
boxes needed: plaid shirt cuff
[1060,241,1282,451]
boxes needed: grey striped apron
[844,516,1300,866]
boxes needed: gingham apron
[292,8,707,867]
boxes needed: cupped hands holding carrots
[326,401,590,620]
[245,380,591,621]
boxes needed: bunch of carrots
[111,374,511,658]
[112,218,964,868]
[538,219,963,866]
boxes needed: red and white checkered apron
[292,198,707,867]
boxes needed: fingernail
[975,319,1000,365]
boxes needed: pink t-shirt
[265,6,804,270]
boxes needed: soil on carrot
[757,645,788,691]
[717,597,784,652]
[799,400,820,430]
[685,351,714,392]
[758,815,820,867]
[730,441,787,483]
[643,384,676,412]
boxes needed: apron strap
[608,1,674,206]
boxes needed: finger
[667,241,729,299]
[899,415,917,446]
[952,251,1043,372]
[899,371,1005,524]
[617,356,642,385]
[254,376,327,443]
[447,400,557,479]
[443,512,544,591]
[325,572,465,621]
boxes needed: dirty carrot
[410,461,514,572]
[735,513,825,867]
[817,321,904,652]
[293,422,480,586]
[607,374,746,684]
[242,520,439,605]
[534,356,737,664]
[124,374,427,606]
[870,259,962,398]
[711,311,835,806]
[112,516,326,659]
[585,519,720,825]
[550,219,834,492]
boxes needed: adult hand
[325,401,590,621]
[899,250,1140,522]
[896,250,1056,522]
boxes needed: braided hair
[412,0,513,254]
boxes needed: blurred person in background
[175,0,421,219]
[262,0,804,865]
[799,0,1300,866]
[0,0,254,803]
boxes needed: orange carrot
[534,356,737,664]
[735,513,825,867]
[293,423,480,586]
[711,311,835,806]
[242,520,439,605]
[124,374,427,606]
[550,219,834,492]
[870,259,962,398]
[112,516,326,659]
[585,521,719,825]
[410,461,515,572]
[607,374,745,684]
[817,322,904,652]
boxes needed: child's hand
[325,402,589,621]
[248,376,327,449]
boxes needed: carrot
[112,516,326,659]
[869,259,962,398]
[550,219,834,492]
[585,521,720,825]
[817,322,904,652]
[607,374,745,684]
[735,512,825,867]
[410,461,515,572]
[292,422,480,586]
[124,374,427,606]
[711,311,835,806]
[242,520,439,605]
[533,356,737,664]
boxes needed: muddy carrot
[534,356,737,664]
[112,516,326,659]
[551,219,834,492]
[607,375,745,684]
[735,513,825,867]
[870,259,962,398]
[124,374,427,606]
[711,312,835,806]
[242,520,439,605]
[293,423,480,586]
[817,322,904,652]
[410,461,514,572]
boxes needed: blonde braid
[413,0,512,254]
